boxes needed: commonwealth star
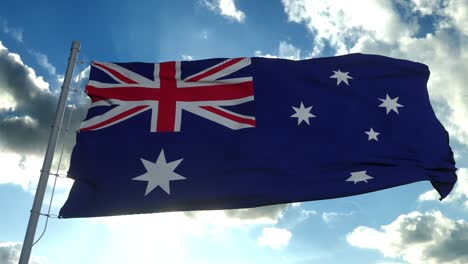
[132,149,186,195]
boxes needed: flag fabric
[60,54,457,218]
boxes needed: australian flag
[59,54,457,218]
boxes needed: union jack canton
[82,58,255,132]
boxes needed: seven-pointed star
[132,149,186,196]
[346,171,373,184]
[379,94,403,114]
[330,69,353,86]
[365,128,380,141]
[291,101,316,125]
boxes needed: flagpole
[19,41,80,264]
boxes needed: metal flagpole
[19,41,80,264]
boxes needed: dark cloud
[347,211,468,264]
[223,204,288,220]
[0,242,20,264]
[184,203,289,222]
[0,43,87,156]
[398,214,437,243]
[425,221,468,263]
[395,212,468,264]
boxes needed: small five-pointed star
[132,149,186,195]
[330,69,353,86]
[291,101,316,125]
[365,128,380,141]
[379,94,404,114]
[346,171,374,184]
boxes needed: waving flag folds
[60,54,457,218]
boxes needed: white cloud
[202,0,246,23]
[409,0,442,16]
[275,205,318,229]
[83,204,296,263]
[0,42,18,110]
[441,0,468,36]
[29,49,77,93]
[185,204,289,226]
[376,261,406,264]
[257,227,292,250]
[281,0,414,55]
[419,168,468,207]
[0,152,42,191]
[347,211,468,264]
[0,242,45,264]
[94,208,289,263]
[278,41,301,60]
[290,202,301,207]
[87,204,295,263]
[73,65,90,84]
[300,208,317,217]
[184,209,277,226]
[0,92,16,110]
[254,50,277,59]
[0,18,23,42]
[181,54,194,61]
[200,29,209,39]
[0,151,73,204]
[294,208,317,225]
[418,189,440,201]
[93,213,203,264]
[255,41,302,60]
[321,211,354,223]
[30,50,57,76]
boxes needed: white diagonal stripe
[81,103,151,130]
[153,63,160,88]
[179,96,254,107]
[207,105,256,121]
[88,81,158,89]
[183,104,254,130]
[93,62,156,86]
[177,77,253,88]
[183,58,251,81]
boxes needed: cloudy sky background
[0,0,467,263]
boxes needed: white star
[365,128,380,141]
[132,149,186,195]
[330,69,353,86]
[378,94,403,114]
[291,101,316,125]
[346,171,373,184]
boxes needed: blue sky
[0,0,467,263]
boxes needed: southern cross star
[330,69,353,86]
[132,149,186,195]
[291,101,316,125]
[346,171,373,184]
[365,128,380,141]
[379,94,403,114]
